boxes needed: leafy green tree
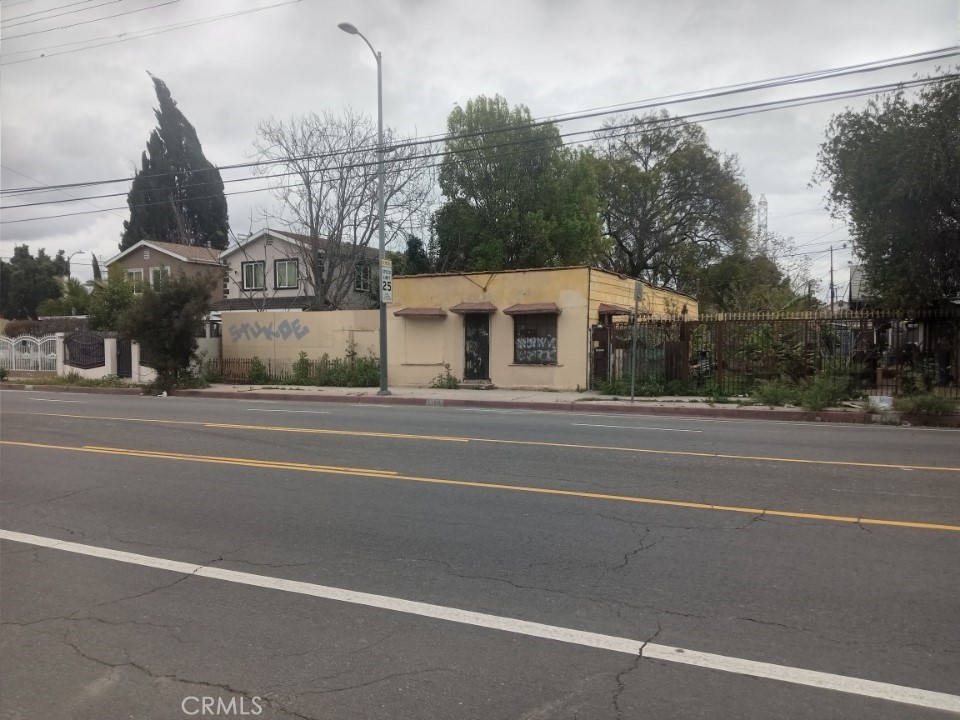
[698,254,806,313]
[434,95,603,271]
[88,266,137,331]
[815,74,959,307]
[392,235,434,276]
[593,111,753,294]
[38,277,91,317]
[119,272,215,390]
[121,74,229,250]
[0,245,66,319]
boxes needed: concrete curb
[169,387,873,423]
[1,383,145,396]
[5,383,957,426]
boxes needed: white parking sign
[380,259,393,304]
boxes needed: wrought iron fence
[593,309,960,398]
[64,332,106,370]
[0,335,57,371]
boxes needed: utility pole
[829,245,835,314]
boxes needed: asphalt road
[1,389,958,719]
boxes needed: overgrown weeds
[429,364,459,389]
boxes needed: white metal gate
[0,335,57,371]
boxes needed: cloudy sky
[1,0,957,301]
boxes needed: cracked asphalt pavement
[1,390,959,719]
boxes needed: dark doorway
[117,338,132,378]
[464,314,490,380]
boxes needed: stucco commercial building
[388,267,697,390]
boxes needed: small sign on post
[380,259,393,305]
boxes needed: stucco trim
[449,301,498,314]
[393,307,448,318]
[503,302,561,315]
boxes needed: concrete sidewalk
[5,381,957,426]
[173,383,878,424]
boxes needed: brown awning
[598,302,633,316]
[503,302,561,315]
[449,301,498,314]
[393,307,447,318]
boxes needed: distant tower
[756,194,768,255]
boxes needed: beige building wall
[389,268,591,389]
[587,269,699,322]
[222,310,379,362]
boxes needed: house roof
[598,302,634,316]
[503,302,562,315]
[393,306,447,318]
[106,240,222,266]
[449,301,498,314]
[220,228,379,261]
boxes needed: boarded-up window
[513,314,557,365]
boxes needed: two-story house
[214,228,379,312]
[105,240,224,305]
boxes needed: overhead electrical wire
[0,73,947,221]
[1,0,98,27]
[2,48,953,198]
[0,0,303,63]
[1,0,125,29]
[1,0,180,41]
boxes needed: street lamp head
[337,22,359,35]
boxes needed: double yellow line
[14,412,960,474]
[3,439,959,533]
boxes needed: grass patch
[893,394,958,416]
[7,372,138,388]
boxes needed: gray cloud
[1,0,955,296]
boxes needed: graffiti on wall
[515,335,557,364]
[229,319,310,343]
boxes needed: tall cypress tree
[121,74,229,250]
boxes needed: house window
[242,261,265,291]
[150,265,170,287]
[126,269,144,294]
[223,275,230,298]
[354,263,372,292]
[513,314,558,365]
[274,259,298,289]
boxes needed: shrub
[751,378,802,407]
[0,367,7,381]
[430,364,459,389]
[3,319,42,337]
[799,376,854,411]
[248,357,269,384]
[292,351,312,385]
[894,394,958,416]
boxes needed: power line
[2,50,952,198]
[1,73,946,218]
[1,0,122,29]
[0,0,303,62]
[2,0,179,41]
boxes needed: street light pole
[339,21,390,395]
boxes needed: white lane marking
[572,423,702,433]
[1,529,957,713]
[246,409,330,415]
[29,399,85,404]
